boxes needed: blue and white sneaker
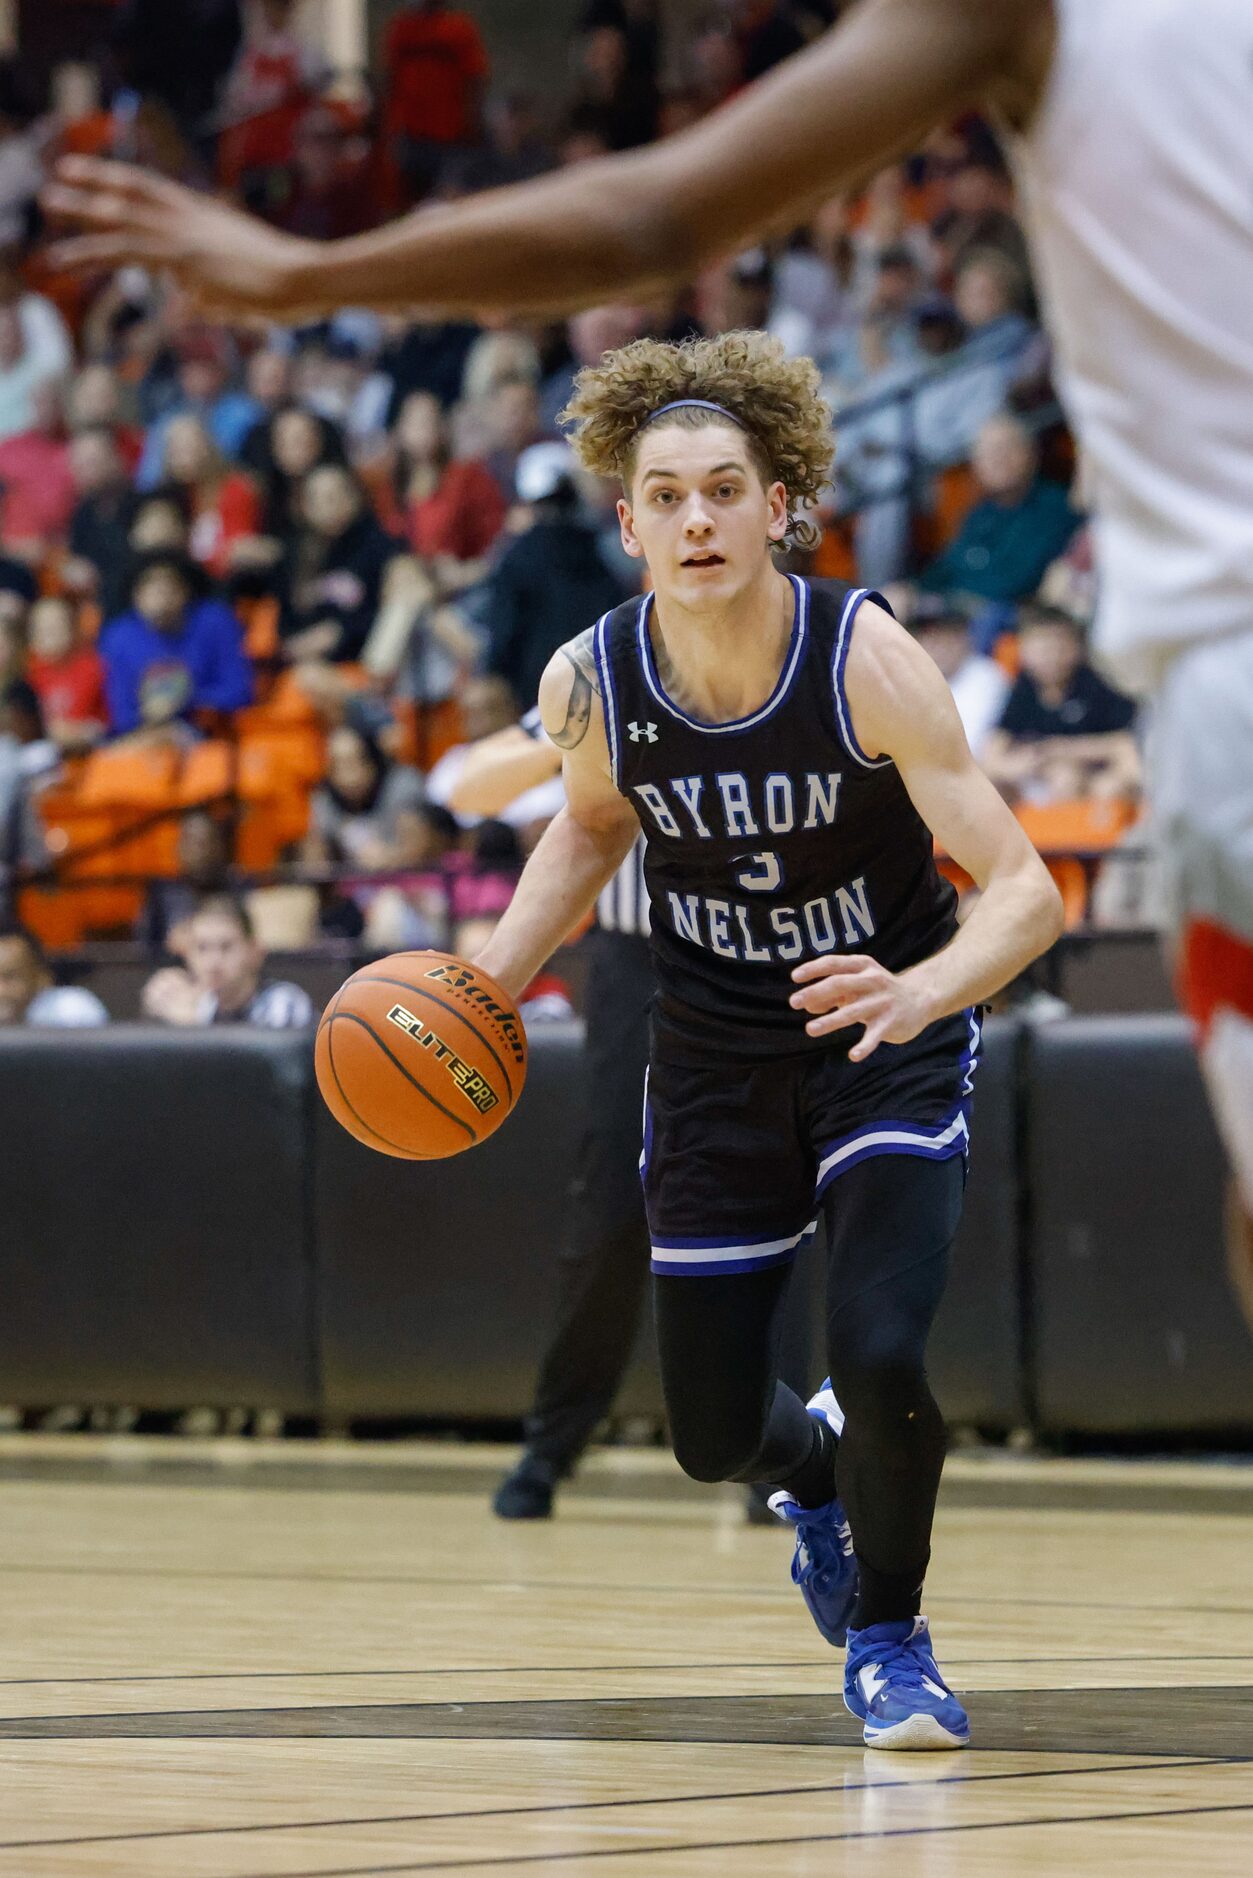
[767,1379,855,1646]
[843,1616,970,1750]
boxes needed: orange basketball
[315,951,528,1160]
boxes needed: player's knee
[829,1318,931,1423]
[670,1416,765,1484]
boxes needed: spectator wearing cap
[983,604,1140,805]
[484,444,633,711]
[137,331,260,489]
[0,922,108,1027]
[908,605,1010,760]
[384,0,490,203]
[140,893,314,1029]
[918,414,1080,609]
[99,552,253,738]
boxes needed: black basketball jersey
[593,575,958,1055]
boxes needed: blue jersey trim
[649,1217,817,1276]
[636,575,809,735]
[592,609,621,787]
[813,1006,983,1195]
[832,586,894,771]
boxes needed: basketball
[315,951,528,1160]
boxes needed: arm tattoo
[549,627,602,750]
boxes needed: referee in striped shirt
[451,706,654,1518]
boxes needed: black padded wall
[1027,1016,1252,1435]
[0,1029,319,1411]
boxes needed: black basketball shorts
[641,1007,981,1275]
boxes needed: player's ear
[766,479,789,545]
[618,495,645,559]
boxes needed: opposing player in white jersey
[46,0,1253,1300]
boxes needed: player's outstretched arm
[473,632,639,1002]
[448,723,562,820]
[43,0,1048,320]
[790,604,1064,1058]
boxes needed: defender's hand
[43,157,313,318]
[789,955,934,1061]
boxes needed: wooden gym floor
[0,1437,1251,1876]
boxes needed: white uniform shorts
[1151,627,1253,1210]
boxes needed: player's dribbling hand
[42,157,313,320]
[789,955,934,1061]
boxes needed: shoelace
[850,1632,939,1694]
[792,1510,853,1590]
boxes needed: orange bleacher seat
[174,740,310,868]
[78,744,179,809]
[992,631,1021,677]
[176,741,234,809]
[1044,857,1090,929]
[19,885,90,950]
[1016,798,1140,930]
[921,461,979,559]
[35,797,146,935]
[237,595,281,664]
[238,724,325,788]
[62,746,181,884]
[1015,798,1138,855]
[812,521,857,583]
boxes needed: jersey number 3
[733,851,782,893]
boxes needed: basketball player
[476,331,1061,1747]
[45,0,1253,1308]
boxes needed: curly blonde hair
[560,330,833,542]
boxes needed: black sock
[851,1558,926,1631]
[771,1413,838,1509]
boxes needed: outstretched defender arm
[45,0,1050,320]
[790,604,1065,1060]
[474,630,639,1003]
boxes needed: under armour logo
[628,721,659,743]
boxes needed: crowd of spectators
[0,0,1149,1026]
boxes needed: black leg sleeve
[823,1153,965,1626]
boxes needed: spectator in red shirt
[383,391,506,585]
[216,0,327,186]
[157,413,261,580]
[25,596,107,753]
[0,380,77,555]
[384,0,490,202]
